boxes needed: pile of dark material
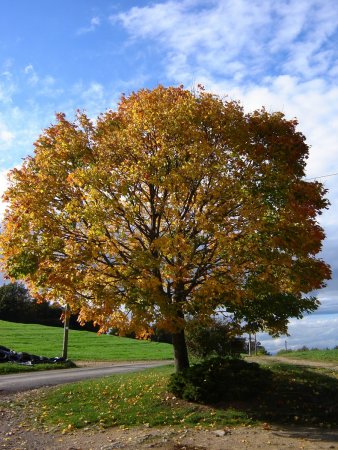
[0,345,65,365]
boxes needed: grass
[0,360,76,374]
[18,361,338,432]
[276,348,338,362]
[25,365,253,432]
[0,320,173,362]
[252,362,338,427]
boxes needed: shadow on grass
[216,363,338,429]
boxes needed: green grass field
[276,348,338,362]
[0,320,173,361]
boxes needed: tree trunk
[172,280,190,372]
[172,328,190,372]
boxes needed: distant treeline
[0,282,99,332]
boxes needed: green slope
[277,348,338,363]
[0,320,173,361]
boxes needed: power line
[306,172,338,181]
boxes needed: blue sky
[1,0,338,352]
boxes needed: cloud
[24,64,39,86]
[0,169,10,220]
[116,0,338,82]
[258,314,338,353]
[0,61,118,172]
[23,64,60,97]
[0,123,14,148]
[0,73,15,104]
[77,16,101,35]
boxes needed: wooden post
[62,303,70,360]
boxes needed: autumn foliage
[0,85,331,371]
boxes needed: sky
[0,0,337,353]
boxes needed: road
[0,361,173,394]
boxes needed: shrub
[186,319,245,359]
[297,346,310,352]
[168,357,271,403]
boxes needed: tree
[0,86,331,372]
[0,282,32,322]
[0,281,98,330]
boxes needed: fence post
[62,303,70,360]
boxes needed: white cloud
[258,314,338,353]
[0,169,9,220]
[116,0,338,82]
[23,64,60,96]
[91,16,100,27]
[0,78,15,104]
[0,124,14,147]
[24,64,39,86]
[77,16,101,35]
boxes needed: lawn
[0,320,173,361]
[23,365,253,432]
[17,361,338,432]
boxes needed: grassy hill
[0,320,173,361]
[276,348,338,362]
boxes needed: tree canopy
[0,85,331,371]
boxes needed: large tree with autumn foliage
[0,86,331,371]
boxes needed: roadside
[0,361,173,394]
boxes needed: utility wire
[306,172,338,181]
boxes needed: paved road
[0,361,173,394]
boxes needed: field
[0,320,173,361]
[276,348,338,362]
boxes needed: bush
[168,357,271,403]
[186,319,246,359]
[297,346,310,352]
